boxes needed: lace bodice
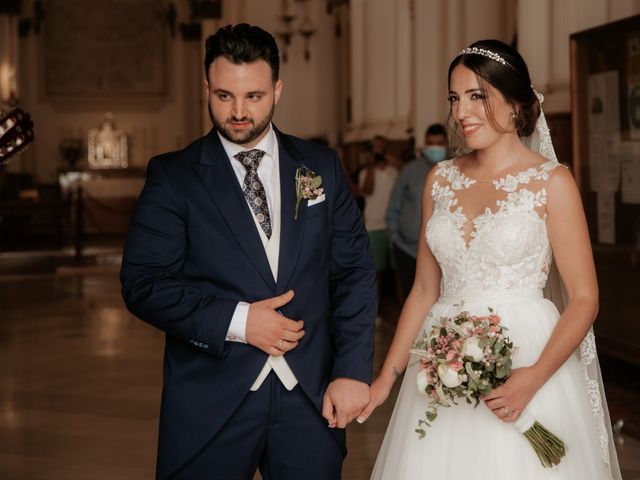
[426,159,562,297]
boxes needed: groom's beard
[210,102,275,146]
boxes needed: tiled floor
[0,258,638,479]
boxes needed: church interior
[1,0,640,478]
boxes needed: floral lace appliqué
[492,161,556,192]
[435,160,476,190]
[496,188,548,214]
[579,330,612,472]
[426,161,560,297]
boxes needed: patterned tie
[235,149,272,239]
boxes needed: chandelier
[276,0,316,62]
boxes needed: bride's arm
[357,169,442,422]
[533,166,598,379]
[484,166,598,421]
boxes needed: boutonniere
[294,165,323,220]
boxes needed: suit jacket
[120,128,377,477]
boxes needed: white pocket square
[307,194,326,206]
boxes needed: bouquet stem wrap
[514,410,566,468]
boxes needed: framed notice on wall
[43,0,169,109]
[571,15,640,245]
[571,14,640,364]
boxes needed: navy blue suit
[121,128,377,479]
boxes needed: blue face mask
[423,146,447,163]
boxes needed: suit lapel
[193,131,276,291]
[275,130,306,294]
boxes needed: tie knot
[235,149,265,172]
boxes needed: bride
[358,39,622,479]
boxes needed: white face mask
[422,145,447,163]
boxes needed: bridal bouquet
[411,308,566,468]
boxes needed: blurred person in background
[359,134,399,296]
[386,123,448,302]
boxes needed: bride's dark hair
[447,39,541,150]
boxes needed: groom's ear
[274,79,283,105]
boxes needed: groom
[121,23,377,479]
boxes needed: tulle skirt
[371,290,610,479]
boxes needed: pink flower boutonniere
[294,166,323,220]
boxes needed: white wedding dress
[371,159,621,479]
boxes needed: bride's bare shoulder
[450,153,474,169]
[523,149,551,169]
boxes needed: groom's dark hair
[204,23,280,82]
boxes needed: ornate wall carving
[44,0,167,104]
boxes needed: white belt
[250,356,298,391]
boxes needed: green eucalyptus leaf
[478,384,492,395]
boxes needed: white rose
[416,369,429,394]
[437,363,462,388]
[462,337,484,362]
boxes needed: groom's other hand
[322,378,370,428]
[246,290,305,356]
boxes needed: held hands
[483,366,544,423]
[355,376,393,424]
[322,378,370,429]
[246,290,305,356]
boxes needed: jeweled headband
[457,46,511,68]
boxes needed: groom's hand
[322,378,370,429]
[246,290,305,356]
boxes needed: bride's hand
[483,367,544,423]
[355,377,392,423]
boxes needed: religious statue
[87,113,128,169]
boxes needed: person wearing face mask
[385,123,448,302]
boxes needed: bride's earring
[511,111,519,132]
